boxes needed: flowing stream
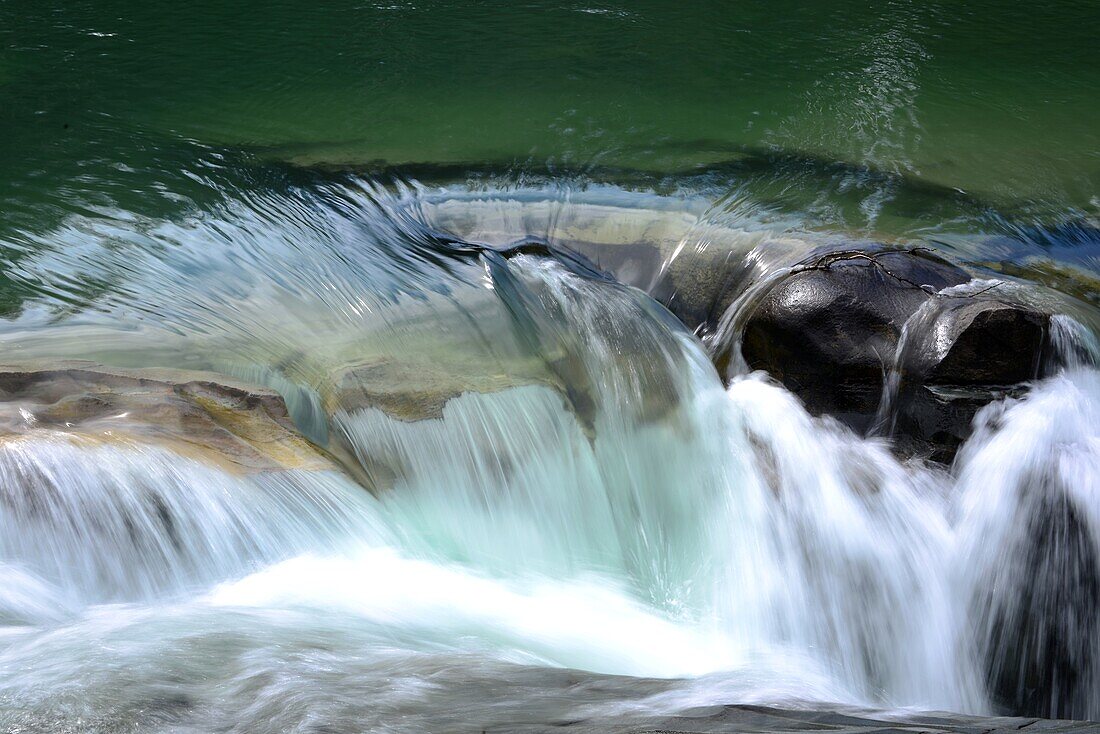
[2,2,1098,729]
[0,183,1097,731]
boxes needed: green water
[1,0,1097,236]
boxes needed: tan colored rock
[0,362,343,475]
[328,355,561,422]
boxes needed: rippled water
[1,2,1098,731]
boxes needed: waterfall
[0,434,388,610]
[955,368,1100,719]
[0,188,1097,730]
[330,258,984,712]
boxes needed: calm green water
[1,0,1097,236]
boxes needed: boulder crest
[739,248,970,434]
[892,299,1051,462]
[737,247,1051,462]
[902,299,1048,386]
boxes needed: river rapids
[0,182,1097,733]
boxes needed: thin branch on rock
[789,248,1001,299]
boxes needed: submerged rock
[0,363,345,475]
[740,248,970,433]
[420,195,817,335]
[329,357,558,423]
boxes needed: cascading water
[954,366,1100,720]
[0,183,1097,732]
[0,435,389,608]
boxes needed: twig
[790,248,1000,299]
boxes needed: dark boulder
[902,300,1048,385]
[893,300,1050,461]
[737,247,1056,461]
[740,248,970,433]
[888,384,1022,464]
[977,480,1100,720]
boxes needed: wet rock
[978,481,1100,720]
[0,363,345,475]
[328,355,561,422]
[562,229,815,338]
[902,299,1049,385]
[893,300,1050,461]
[889,384,1023,464]
[617,703,1091,734]
[740,248,970,433]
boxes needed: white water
[0,194,1098,730]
